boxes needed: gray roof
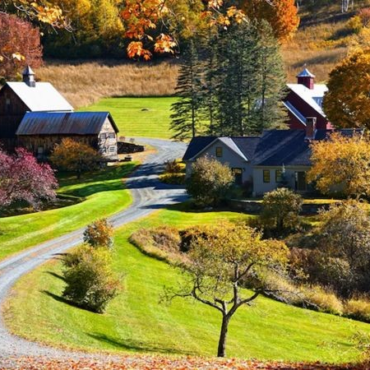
[183,136,260,162]
[184,129,364,168]
[297,68,315,78]
[6,82,73,112]
[16,112,119,136]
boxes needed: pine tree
[170,40,203,140]
[252,21,288,132]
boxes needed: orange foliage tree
[323,48,370,129]
[83,219,114,249]
[242,0,300,42]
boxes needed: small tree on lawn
[261,188,303,233]
[307,132,370,198]
[186,156,234,207]
[62,245,120,313]
[83,219,114,249]
[165,223,288,357]
[0,148,57,209]
[50,138,102,179]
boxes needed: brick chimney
[22,65,36,87]
[297,68,315,90]
[305,117,317,140]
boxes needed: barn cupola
[22,65,36,87]
[297,68,315,90]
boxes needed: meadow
[0,162,136,261]
[4,205,370,363]
[82,97,178,139]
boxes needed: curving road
[0,138,187,359]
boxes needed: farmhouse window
[276,170,282,183]
[100,133,107,140]
[216,147,223,157]
[108,133,115,139]
[263,170,270,183]
[109,146,116,153]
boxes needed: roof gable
[16,112,119,136]
[6,82,73,112]
[287,83,328,117]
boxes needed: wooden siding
[0,85,29,139]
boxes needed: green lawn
[82,97,178,139]
[4,205,370,363]
[0,163,136,261]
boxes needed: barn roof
[16,112,119,136]
[6,82,74,112]
[286,83,328,117]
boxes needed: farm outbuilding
[16,111,119,160]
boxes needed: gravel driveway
[0,138,188,362]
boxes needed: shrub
[304,286,344,315]
[260,188,303,233]
[83,219,114,249]
[347,16,363,34]
[62,246,120,313]
[345,298,370,322]
[164,160,183,174]
[359,8,370,27]
[186,156,234,207]
[50,138,103,179]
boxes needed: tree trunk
[217,315,229,357]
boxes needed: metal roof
[6,82,74,112]
[297,68,315,78]
[287,83,328,117]
[16,112,119,136]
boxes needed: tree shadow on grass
[41,290,94,313]
[87,333,198,356]
[44,271,66,282]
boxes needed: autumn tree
[50,138,103,178]
[165,222,288,357]
[186,156,234,207]
[242,0,300,42]
[323,48,370,129]
[170,40,204,140]
[307,131,370,198]
[0,148,58,209]
[0,13,43,79]
[83,219,114,248]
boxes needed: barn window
[263,170,270,183]
[216,147,223,157]
[109,146,116,153]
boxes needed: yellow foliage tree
[307,132,370,198]
[323,48,370,129]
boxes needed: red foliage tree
[0,13,43,79]
[0,148,58,208]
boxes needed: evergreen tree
[252,21,288,132]
[170,40,203,140]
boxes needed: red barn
[283,68,333,131]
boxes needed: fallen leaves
[0,355,367,370]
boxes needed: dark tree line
[170,20,287,140]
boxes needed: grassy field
[4,205,370,363]
[82,97,178,139]
[0,162,136,261]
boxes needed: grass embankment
[82,97,178,139]
[0,163,136,261]
[4,205,370,363]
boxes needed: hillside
[33,2,370,107]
